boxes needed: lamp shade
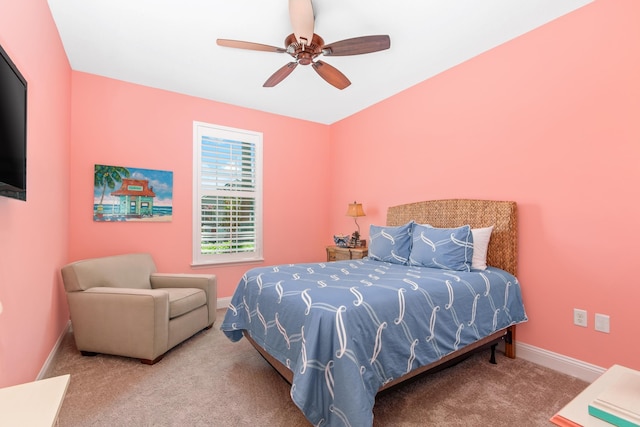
[346,202,366,218]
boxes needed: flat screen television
[0,42,27,201]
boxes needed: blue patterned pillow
[409,224,474,271]
[368,221,414,265]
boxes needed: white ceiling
[47,0,593,125]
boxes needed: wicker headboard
[386,199,518,276]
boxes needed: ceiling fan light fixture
[289,0,314,46]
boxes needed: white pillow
[471,226,494,270]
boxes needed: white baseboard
[516,342,605,383]
[211,299,604,383]
[37,320,71,380]
[39,311,604,386]
[217,296,231,310]
[40,301,230,378]
[212,298,603,382]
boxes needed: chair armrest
[150,273,217,326]
[150,273,215,291]
[66,287,170,360]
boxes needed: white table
[0,374,70,426]
[551,364,639,426]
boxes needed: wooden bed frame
[244,199,519,392]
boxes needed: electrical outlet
[574,308,587,327]
[595,313,610,333]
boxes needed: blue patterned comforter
[221,259,527,426]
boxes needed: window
[193,122,263,265]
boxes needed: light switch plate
[595,313,610,333]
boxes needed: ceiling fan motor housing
[285,33,324,65]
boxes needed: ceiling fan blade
[323,35,391,56]
[311,60,351,90]
[217,39,286,53]
[289,0,314,46]
[263,62,299,87]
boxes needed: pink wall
[329,0,640,370]
[1,0,636,388]
[0,0,71,386]
[68,73,331,298]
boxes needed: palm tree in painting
[94,165,130,217]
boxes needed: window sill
[190,257,265,268]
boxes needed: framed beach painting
[94,164,173,222]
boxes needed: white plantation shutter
[193,122,263,265]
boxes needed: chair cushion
[167,288,207,319]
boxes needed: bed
[221,199,527,426]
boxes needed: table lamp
[346,201,366,247]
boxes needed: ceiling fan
[216,0,390,90]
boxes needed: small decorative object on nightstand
[333,234,350,248]
[327,246,368,262]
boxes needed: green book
[589,404,639,427]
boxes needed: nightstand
[326,246,368,262]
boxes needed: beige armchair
[61,253,216,364]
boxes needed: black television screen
[0,43,27,201]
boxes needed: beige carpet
[45,309,587,426]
